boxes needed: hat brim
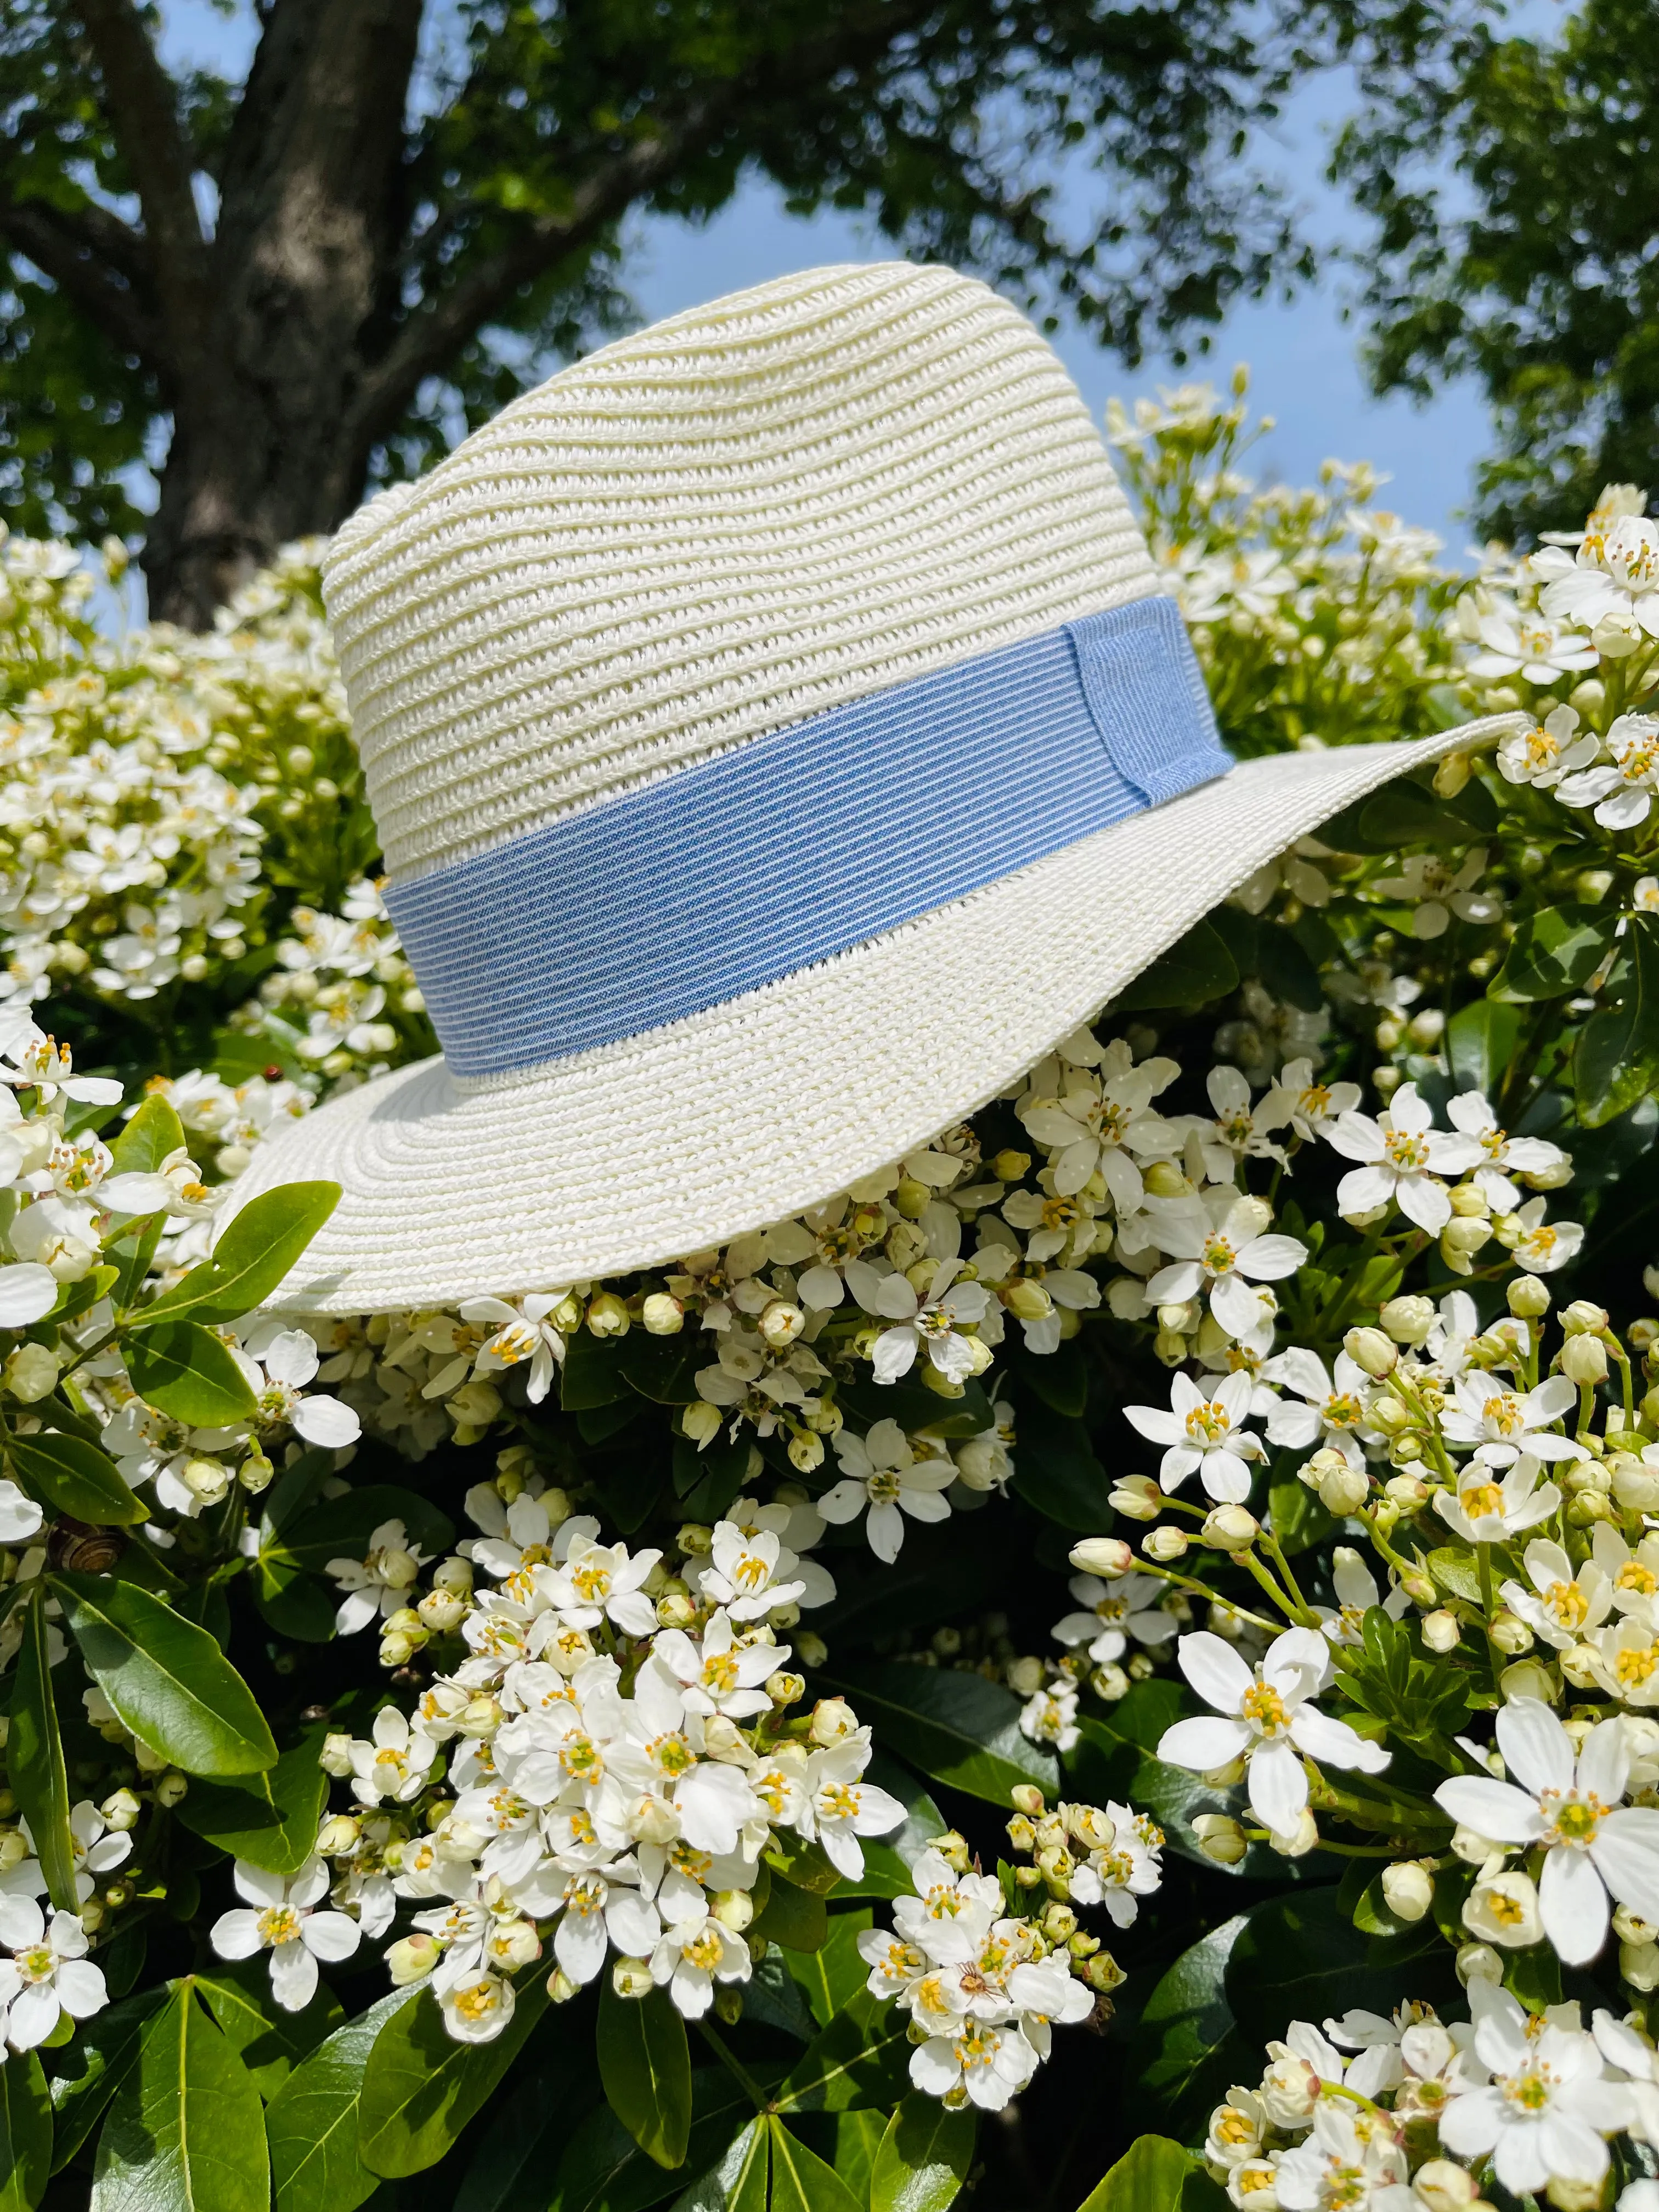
[230,719,1513,1313]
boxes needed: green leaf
[598,1981,693,2171]
[50,1571,277,1776]
[198,1957,343,2101]
[1224,1889,1456,2048]
[358,1973,549,2179]
[1130,1916,1250,2140]
[122,1321,258,1427]
[1319,774,1491,854]
[265,1988,417,2212]
[670,2117,770,2212]
[554,2067,753,2212]
[108,1094,186,1178]
[1426,1547,1481,1605]
[7,1587,77,1913]
[786,1911,874,2029]
[1110,919,1239,1013]
[767,2115,862,2212]
[1489,905,1616,1002]
[1444,998,1521,1096]
[265,1482,454,1580]
[1013,1397,1112,1530]
[751,1878,828,1955]
[1578,912,1659,1127]
[455,2061,597,2212]
[821,1664,1056,1804]
[139,1182,341,1325]
[561,1327,633,1410]
[0,2053,50,2211]
[776,1990,909,2115]
[7,1431,147,1528]
[92,1983,269,2212]
[49,1987,170,2173]
[1077,2135,1192,2212]
[870,2094,975,2212]
[174,1737,329,1876]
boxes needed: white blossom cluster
[1204,1984,1659,2212]
[312,1481,907,2042]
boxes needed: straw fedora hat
[234,261,1506,1313]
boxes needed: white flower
[1467,609,1599,685]
[238,1321,361,1448]
[910,2017,1040,2112]
[458,1294,567,1404]
[0,1019,122,1105]
[650,1903,752,2018]
[210,1855,362,2010]
[328,1518,430,1635]
[1052,1571,1177,1664]
[855,1259,989,1386]
[1142,1192,1306,1339]
[1192,1065,1288,1176]
[1497,704,1599,788]
[1020,1683,1080,1753]
[1537,512,1659,639]
[0,1897,106,2049]
[1068,1801,1165,1927]
[1017,1043,1180,1204]
[1500,1539,1614,1652]
[437,1971,516,2043]
[348,1707,440,1806]
[1372,849,1502,939]
[1438,1981,1633,2192]
[1273,2098,1411,2212]
[1434,1455,1562,1544]
[0,1480,43,1547]
[1267,1059,1361,1143]
[1557,714,1659,828]
[1510,1197,1585,1274]
[1442,1372,1585,1468]
[691,1517,811,1618]
[1435,1701,1659,1964]
[818,1419,956,1561]
[0,1263,57,1328]
[652,1610,784,1721]
[1262,1347,1374,1469]
[1443,1091,1567,1215]
[1158,1626,1389,1840]
[544,1539,662,1637]
[1325,1084,1481,1233]
[1125,1369,1266,1504]
[1317,1549,1409,1647]
[798,1739,905,1879]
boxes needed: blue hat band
[386,592,1231,1082]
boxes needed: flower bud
[320,1731,354,1777]
[1506,1274,1551,1319]
[1081,1951,1124,1993]
[1380,1860,1434,1923]
[546,1967,580,2004]
[1143,1161,1190,1199]
[1489,1610,1533,1655]
[1068,1537,1132,1578]
[1415,2160,1479,2212]
[1385,1472,1429,1510]
[1621,1939,1659,1993]
[1463,1871,1542,1949]
[1610,1454,1659,1512]
[238,1449,275,1495]
[1421,1610,1461,1654]
[1546,2182,1605,2212]
[1201,1506,1259,1550]
[1379,1295,1436,1346]
[448,1379,502,1427]
[99,1788,141,1833]
[1192,1814,1248,1867]
[766,1672,805,1707]
[434,1554,475,1594]
[1441,1217,1492,1268]
[1299,1446,1348,1491]
[1108,1476,1162,1522]
[759,1300,805,1351]
[1006,1656,1046,1696]
[1092,1662,1131,1702]
[1560,1298,1609,1335]
[611,1956,653,2000]
[1142,1527,1188,1563]
[317,1814,362,1857]
[809,1697,859,1746]
[182,1456,230,1506]
[642,1292,685,1336]
[681,1401,722,1447]
[487,1919,543,1973]
[1434,750,1472,797]
[710,1889,753,1931]
[1009,1784,1046,1818]
[1455,1941,1505,1986]
[2,1343,60,1402]
[1500,1658,1555,1704]
[1318,1463,1369,1516]
[1267,1808,1319,1858]
[152,1769,187,1809]
[1560,1334,1607,1386]
[586,1292,630,1338]
[1343,1327,1397,1379]
[1005,1280,1053,1323]
[990,1149,1031,1183]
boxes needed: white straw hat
[234,261,1507,1313]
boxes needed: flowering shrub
[1,391,1658,2208]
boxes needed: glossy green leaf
[1224,1889,1455,2047]
[50,1571,277,1776]
[670,2117,770,2212]
[598,1980,693,2170]
[174,1737,329,1876]
[553,2067,752,2212]
[266,1482,454,1579]
[265,1987,416,2212]
[1490,904,1616,1002]
[870,2093,975,2212]
[92,1983,268,2212]
[1130,1916,1250,2140]
[1110,918,1239,1013]
[198,1957,343,2100]
[455,2061,597,2212]
[751,1878,827,1955]
[1077,2134,1192,2212]
[8,1587,77,1913]
[107,1096,186,1180]
[0,2052,50,2211]
[1578,911,1659,1127]
[767,2115,863,2212]
[1013,1397,1112,1530]
[358,1973,549,2178]
[139,1182,341,1325]
[7,1430,147,1528]
[775,1990,909,2115]
[1444,998,1521,1097]
[786,1911,874,2028]
[49,1986,170,2173]
[122,1321,258,1427]
[822,1664,1056,1804]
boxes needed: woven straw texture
[239,719,1516,1314]
[321,262,1158,882]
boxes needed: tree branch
[0,193,165,365]
[72,0,211,358]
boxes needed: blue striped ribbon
[387,592,1231,1079]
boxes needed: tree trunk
[139,0,420,626]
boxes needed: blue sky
[142,2,1523,561]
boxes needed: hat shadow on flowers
[233,261,1510,1313]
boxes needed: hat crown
[321,262,1156,884]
